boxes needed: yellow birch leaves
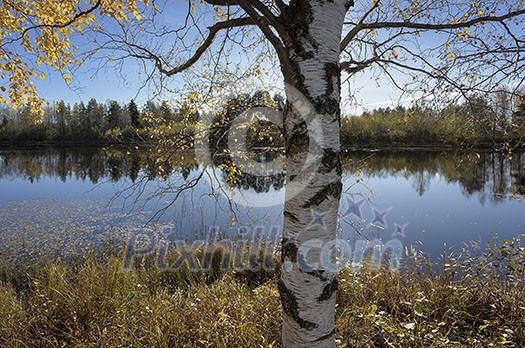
[0,0,148,113]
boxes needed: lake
[0,146,524,266]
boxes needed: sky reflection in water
[0,147,524,263]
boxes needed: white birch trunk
[279,1,351,347]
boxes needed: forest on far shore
[1,90,524,149]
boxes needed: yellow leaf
[392,50,399,58]
[133,10,142,21]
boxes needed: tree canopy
[1,1,524,112]
[0,0,147,113]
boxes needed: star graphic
[308,209,328,230]
[343,197,365,220]
[371,206,391,228]
[391,222,409,238]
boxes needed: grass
[0,236,524,347]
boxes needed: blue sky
[34,57,407,115]
[28,0,523,115]
[28,2,410,115]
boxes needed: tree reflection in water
[0,147,524,204]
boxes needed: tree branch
[194,0,293,83]
[244,0,286,36]
[342,9,525,49]
[340,0,380,52]
[341,57,376,74]
[147,17,257,76]
[274,0,288,14]
[235,0,294,83]
[203,0,239,5]
[20,0,102,37]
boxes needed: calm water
[0,146,524,264]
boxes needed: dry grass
[0,236,524,347]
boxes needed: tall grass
[0,236,523,347]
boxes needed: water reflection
[344,150,525,204]
[0,147,198,184]
[1,147,524,261]
[1,147,523,204]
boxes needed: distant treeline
[1,90,525,148]
[0,99,199,143]
[0,91,284,148]
[341,91,525,148]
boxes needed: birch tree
[1,0,525,347]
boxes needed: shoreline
[0,141,522,152]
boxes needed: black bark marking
[278,279,318,330]
[345,0,355,10]
[314,328,336,342]
[303,269,330,282]
[286,120,309,154]
[285,1,317,59]
[324,62,340,97]
[321,148,340,170]
[310,62,342,115]
[313,96,340,115]
[284,109,311,156]
[282,237,298,263]
[284,210,300,223]
[302,181,342,208]
[283,1,318,93]
[318,278,338,302]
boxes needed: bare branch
[345,10,525,35]
[235,0,294,83]
[340,0,380,51]
[125,1,293,84]
[341,57,376,74]
[245,0,286,37]
[203,0,238,5]
[144,17,257,76]
[274,0,288,13]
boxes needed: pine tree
[107,100,122,129]
[128,100,141,128]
